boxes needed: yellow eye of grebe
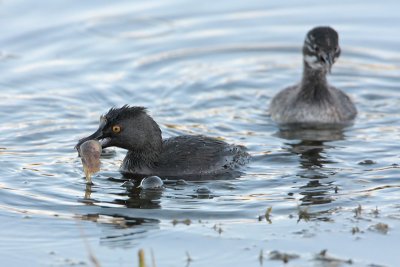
[112,125,121,133]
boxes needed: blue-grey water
[1,0,400,266]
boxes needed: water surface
[1,0,400,266]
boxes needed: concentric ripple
[85,15,174,39]
[0,0,399,266]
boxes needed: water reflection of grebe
[79,212,160,248]
[82,179,163,209]
[277,127,345,207]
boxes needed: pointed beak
[320,52,334,73]
[75,118,107,153]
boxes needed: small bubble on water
[139,176,164,190]
[358,159,376,165]
[196,186,211,194]
[121,180,135,189]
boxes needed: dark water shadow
[78,212,160,248]
[77,182,162,248]
[115,186,163,210]
[121,170,246,181]
[81,180,162,209]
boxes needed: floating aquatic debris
[358,159,376,165]
[371,207,380,217]
[259,249,264,265]
[258,206,273,223]
[297,207,311,222]
[186,251,193,267]
[368,264,388,267]
[79,140,102,184]
[269,250,299,263]
[351,226,361,234]
[354,204,363,218]
[214,225,223,234]
[369,223,389,234]
[172,219,192,226]
[265,206,272,223]
[292,229,316,238]
[314,249,353,265]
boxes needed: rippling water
[1,0,400,266]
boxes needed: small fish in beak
[79,140,102,184]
